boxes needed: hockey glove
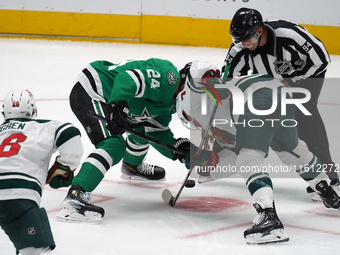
[191,150,219,176]
[106,100,129,136]
[172,138,219,170]
[46,159,74,189]
[172,138,195,169]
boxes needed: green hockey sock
[72,162,104,192]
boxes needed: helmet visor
[231,31,260,49]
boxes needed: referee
[222,7,339,198]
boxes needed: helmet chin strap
[255,26,264,47]
[257,34,263,48]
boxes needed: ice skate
[197,167,218,184]
[56,186,105,223]
[330,178,340,194]
[198,175,216,184]
[244,203,289,245]
[120,161,166,181]
[315,180,340,209]
[306,186,323,202]
[306,178,340,203]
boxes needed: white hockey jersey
[0,119,83,206]
[179,79,236,149]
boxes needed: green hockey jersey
[77,58,181,159]
[77,58,180,130]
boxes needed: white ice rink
[0,38,340,255]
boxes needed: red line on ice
[182,222,251,239]
[285,224,340,236]
[182,222,340,239]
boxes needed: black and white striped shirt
[222,20,331,85]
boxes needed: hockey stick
[162,103,219,207]
[87,110,185,155]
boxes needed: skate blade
[198,175,215,184]
[56,208,102,224]
[310,193,323,202]
[245,228,289,245]
[120,174,165,182]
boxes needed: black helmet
[229,8,263,43]
[179,62,192,84]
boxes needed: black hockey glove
[46,158,74,189]
[173,138,192,169]
[173,138,219,170]
[106,100,129,136]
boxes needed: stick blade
[162,189,175,206]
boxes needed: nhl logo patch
[167,71,178,86]
[274,60,293,75]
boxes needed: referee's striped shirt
[222,20,331,85]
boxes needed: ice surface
[0,38,340,255]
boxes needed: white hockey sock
[19,246,51,255]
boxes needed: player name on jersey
[0,121,26,132]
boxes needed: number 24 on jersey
[147,69,160,89]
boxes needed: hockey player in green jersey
[57,58,218,223]
[0,90,84,254]
[176,60,340,244]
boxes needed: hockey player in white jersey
[0,90,83,254]
[176,60,237,183]
[176,60,340,244]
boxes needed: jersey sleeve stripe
[55,124,81,147]
[87,64,105,98]
[126,69,146,98]
[83,68,98,94]
[80,65,105,101]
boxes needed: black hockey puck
[185,179,195,188]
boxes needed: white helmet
[2,90,37,120]
[176,85,193,129]
[176,60,220,129]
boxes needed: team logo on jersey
[167,71,178,86]
[273,60,293,75]
[129,107,157,123]
[211,126,235,145]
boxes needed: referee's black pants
[293,71,338,180]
